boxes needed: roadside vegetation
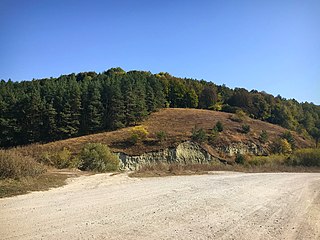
[130,149,320,178]
[0,149,79,198]
[0,143,120,198]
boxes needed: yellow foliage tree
[280,139,292,155]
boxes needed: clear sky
[1,0,319,104]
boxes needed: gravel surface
[1,172,319,240]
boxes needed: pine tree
[41,100,57,141]
[108,80,125,129]
[68,77,81,136]
[86,82,103,133]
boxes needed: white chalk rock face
[117,141,217,170]
[175,141,212,164]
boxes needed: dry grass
[0,149,46,179]
[129,161,320,178]
[0,169,85,198]
[129,162,233,177]
[15,108,313,159]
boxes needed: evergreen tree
[41,100,57,141]
[86,82,103,133]
[108,80,125,129]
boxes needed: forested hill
[0,67,319,147]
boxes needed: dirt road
[1,172,319,240]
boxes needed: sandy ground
[0,172,319,240]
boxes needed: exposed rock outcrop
[117,141,220,170]
[116,141,269,170]
[217,142,268,157]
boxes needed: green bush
[241,124,250,134]
[0,150,46,179]
[235,153,246,164]
[214,121,224,132]
[208,129,219,143]
[78,143,119,172]
[259,130,268,143]
[130,133,139,145]
[156,131,167,143]
[191,126,207,143]
[287,148,320,167]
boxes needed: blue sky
[1,0,319,104]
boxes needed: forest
[0,67,320,147]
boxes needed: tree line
[0,67,319,147]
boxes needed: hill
[1,68,320,148]
[18,108,312,161]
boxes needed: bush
[40,148,79,169]
[287,148,320,167]
[208,129,219,143]
[247,155,286,166]
[235,153,246,164]
[214,121,224,132]
[0,150,46,179]
[78,143,119,172]
[230,110,247,122]
[191,126,207,143]
[130,126,149,144]
[156,131,167,143]
[271,138,292,155]
[259,130,268,143]
[241,124,250,134]
[281,131,296,150]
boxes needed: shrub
[247,155,286,166]
[130,133,139,145]
[241,124,250,134]
[208,129,219,143]
[130,126,148,144]
[0,150,46,179]
[191,126,207,143]
[156,131,167,143]
[286,148,320,167]
[235,153,246,164]
[214,121,224,132]
[259,130,268,143]
[271,138,292,155]
[230,110,247,122]
[39,148,79,169]
[281,131,296,150]
[78,143,119,172]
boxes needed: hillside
[18,108,312,161]
[1,68,320,149]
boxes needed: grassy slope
[17,108,312,159]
